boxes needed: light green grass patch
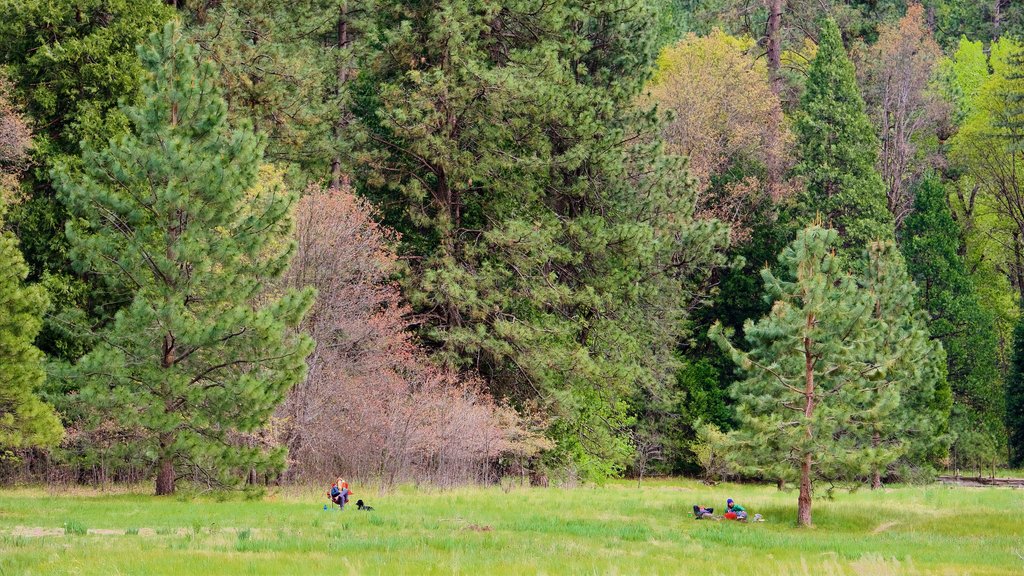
[0,479,1021,575]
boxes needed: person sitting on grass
[692,505,716,520]
[724,498,747,521]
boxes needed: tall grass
[0,480,1020,575]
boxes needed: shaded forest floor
[0,479,1021,575]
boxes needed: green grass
[0,479,1021,575]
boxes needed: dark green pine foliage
[900,178,1005,468]
[182,0,341,184]
[350,0,730,478]
[54,24,314,495]
[793,18,894,255]
[666,205,791,474]
[934,0,1024,47]
[996,46,1024,153]
[0,0,174,361]
[711,226,887,527]
[856,240,950,486]
[1008,318,1024,467]
[0,201,63,451]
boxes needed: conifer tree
[794,18,894,253]
[0,0,174,361]
[349,0,730,476]
[0,199,63,451]
[711,226,897,527]
[856,241,949,487]
[55,23,314,495]
[900,178,1004,469]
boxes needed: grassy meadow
[0,479,1022,575]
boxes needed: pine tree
[349,0,730,477]
[54,23,314,495]
[794,18,894,254]
[856,240,949,487]
[0,0,174,361]
[0,199,63,451]
[900,178,1005,470]
[711,226,902,527]
[182,0,341,184]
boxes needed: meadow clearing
[0,478,1021,575]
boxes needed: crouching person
[724,498,747,521]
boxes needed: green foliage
[793,19,894,253]
[349,0,730,478]
[931,0,1024,48]
[688,421,731,482]
[710,227,871,487]
[183,0,339,184]
[712,225,944,522]
[900,178,1004,466]
[857,240,950,475]
[0,201,63,450]
[53,23,314,494]
[1008,317,1024,467]
[0,0,174,364]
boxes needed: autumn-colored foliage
[0,75,31,203]
[650,29,794,243]
[860,4,948,227]
[277,184,528,486]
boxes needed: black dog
[356,499,374,511]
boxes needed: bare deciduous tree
[860,3,948,228]
[275,184,527,487]
[0,74,31,203]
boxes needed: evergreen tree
[182,0,342,184]
[0,199,63,451]
[856,240,950,487]
[349,0,730,478]
[54,24,314,495]
[901,178,1006,468]
[0,0,174,362]
[793,18,894,254]
[711,226,911,527]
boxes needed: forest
[2,0,1024,529]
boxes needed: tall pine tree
[0,199,63,452]
[794,18,894,254]
[711,226,926,526]
[54,23,314,495]
[900,178,1005,470]
[857,240,950,487]
[349,0,730,478]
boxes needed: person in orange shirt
[338,478,352,509]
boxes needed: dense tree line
[0,0,1020,519]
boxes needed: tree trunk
[871,430,882,490]
[798,451,813,527]
[1014,231,1024,304]
[156,455,175,495]
[994,0,1003,41]
[331,2,350,189]
[766,0,783,93]
[798,312,815,527]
